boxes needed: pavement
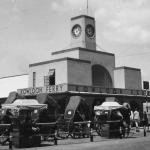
[0,127,150,150]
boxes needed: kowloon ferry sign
[17,84,67,95]
[17,83,150,97]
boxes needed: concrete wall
[125,67,142,89]
[29,57,92,87]
[67,59,92,86]
[114,67,142,90]
[49,48,115,87]
[79,50,115,87]
[114,69,125,88]
[29,60,68,87]
[51,48,79,60]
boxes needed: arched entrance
[92,65,113,88]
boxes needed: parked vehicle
[94,101,127,138]
[57,96,92,139]
[1,99,47,148]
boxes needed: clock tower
[70,15,96,50]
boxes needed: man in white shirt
[134,108,140,131]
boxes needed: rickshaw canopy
[94,101,123,111]
[1,99,47,110]
[64,96,91,120]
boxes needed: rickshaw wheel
[95,123,102,136]
[71,132,82,139]
[0,134,8,145]
[70,124,83,139]
[70,124,90,139]
[57,123,70,139]
[57,128,69,139]
[93,117,102,136]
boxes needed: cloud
[104,25,150,44]
[51,2,66,13]
[0,0,150,82]
[51,0,85,14]
[92,1,150,45]
[134,0,149,6]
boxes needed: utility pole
[143,81,149,112]
[143,81,149,135]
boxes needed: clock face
[72,24,82,38]
[85,24,95,38]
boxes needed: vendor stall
[94,101,124,138]
[1,99,47,148]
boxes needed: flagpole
[87,0,88,15]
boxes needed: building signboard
[17,83,149,97]
[17,84,67,95]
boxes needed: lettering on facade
[92,87,95,92]
[19,87,43,95]
[98,87,102,93]
[75,86,79,91]
[71,85,147,97]
[17,84,65,95]
[83,86,88,92]
[113,89,117,94]
[45,84,64,93]
[136,90,140,95]
[17,83,149,97]
[119,89,123,94]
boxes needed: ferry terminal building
[5,15,150,115]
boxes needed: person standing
[143,111,149,130]
[130,110,134,127]
[133,108,140,132]
[122,103,131,137]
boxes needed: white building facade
[28,15,142,91]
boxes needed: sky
[0,0,150,83]
[0,74,28,97]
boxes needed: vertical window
[33,72,36,87]
[49,69,55,85]
[44,69,55,86]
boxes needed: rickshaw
[57,96,92,139]
[94,101,125,138]
[36,93,62,141]
[1,99,47,148]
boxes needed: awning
[94,101,123,110]
[2,99,47,110]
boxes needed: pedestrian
[122,103,131,137]
[133,108,140,132]
[130,110,134,127]
[143,111,149,130]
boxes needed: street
[0,128,150,150]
